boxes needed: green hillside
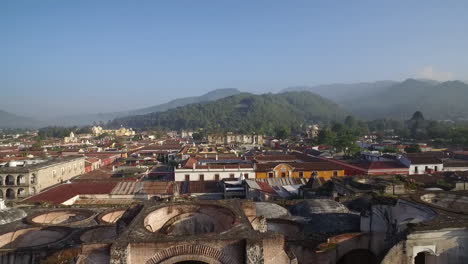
[109,91,349,134]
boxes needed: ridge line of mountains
[1,79,468,129]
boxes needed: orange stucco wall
[255,164,344,180]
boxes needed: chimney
[192,162,196,170]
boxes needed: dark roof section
[406,156,443,165]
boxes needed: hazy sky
[2,0,468,118]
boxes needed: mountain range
[2,79,468,129]
[341,79,468,120]
[0,110,44,129]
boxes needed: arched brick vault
[145,244,235,264]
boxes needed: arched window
[0,176,3,186]
[6,188,15,199]
[0,189,3,198]
[31,187,37,195]
[31,174,36,184]
[17,188,26,197]
[17,175,26,185]
[5,175,15,186]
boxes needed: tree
[405,144,421,153]
[382,146,398,153]
[317,128,336,146]
[32,141,43,148]
[192,132,204,141]
[411,111,425,121]
[275,126,291,139]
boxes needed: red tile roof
[352,161,408,170]
[24,181,117,204]
[254,155,298,162]
[255,181,277,194]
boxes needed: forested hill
[108,91,349,134]
[343,79,468,120]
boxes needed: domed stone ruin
[0,193,466,264]
[0,199,26,225]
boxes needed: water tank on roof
[8,161,18,167]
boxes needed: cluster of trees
[316,116,362,157]
[366,111,468,147]
[37,126,92,139]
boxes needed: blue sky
[1,0,468,118]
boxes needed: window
[414,166,418,173]
[61,168,65,175]
[268,172,274,178]
[199,174,204,181]
[298,171,304,178]
[53,170,57,178]
[333,171,338,177]
[281,172,286,178]
[31,174,36,184]
[229,174,235,179]
[185,174,190,181]
[215,174,220,181]
[244,173,249,179]
[435,166,438,171]
[425,166,428,171]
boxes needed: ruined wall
[382,228,468,264]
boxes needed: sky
[1,0,468,118]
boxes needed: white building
[174,157,254,181]
[400,156,444,175]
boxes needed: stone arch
[6,188,15,199]
[337,249,377,264]
[145,244,234,264]
[17,188,26,197]
[17,175,25,185]
[413,247,437,264]
[5,175,15,185]
[31,173,36,184]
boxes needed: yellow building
[255,162,345,180]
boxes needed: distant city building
[64,131,78,143]
[91,126,135,137]
[0,156,85,200]
[306,124,320,139]
[207,132,264,145]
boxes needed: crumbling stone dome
[100,209,126,224]
[255,202,289,219]
[267,219,301,238]
[80,226,117,243]
[0,227,69,249]
[290,199,350,216]
[0,208,27,225]
[144,204,236,236]
[29,209,95,225]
